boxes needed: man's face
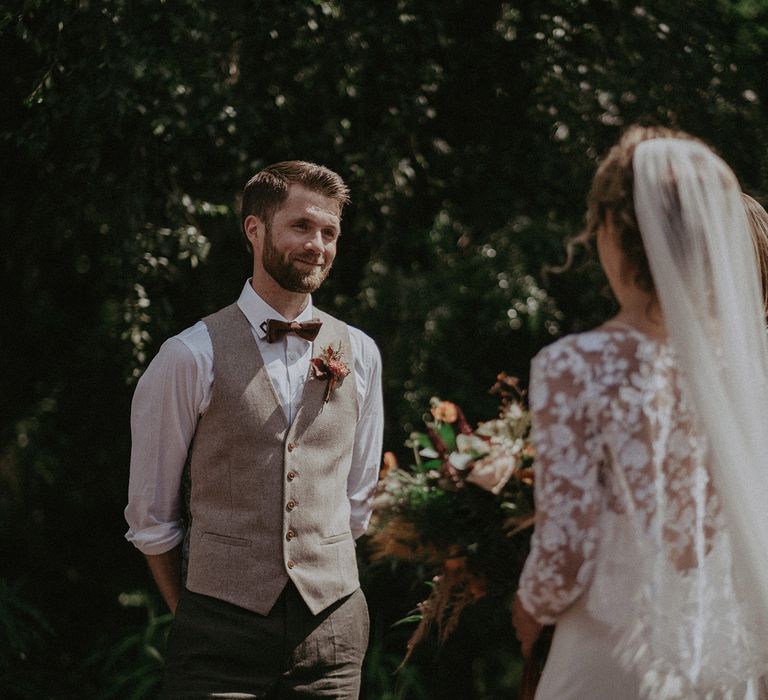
[259,185,340,293]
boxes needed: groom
[124,161,383,698]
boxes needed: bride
[512,126,768,699]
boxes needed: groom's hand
[512,593,542,659]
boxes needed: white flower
[475,419,503,437]
[466,452,516,494]
[448,452,475,471]
[456,433,489,455]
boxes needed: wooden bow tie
[264,318,323,343]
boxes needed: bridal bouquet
[369,374,536,659]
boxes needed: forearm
[144,545,183,614]
[520,348,600,623]
[512,592,543,658]
[517,524,598,624]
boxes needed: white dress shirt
[125,280,384,555]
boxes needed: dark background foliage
[1,1,766,697]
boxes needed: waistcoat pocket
[320,531,352,545]
[202,532,250,547]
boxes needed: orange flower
[516,467,535,485]
[443,555,466,572]
[311,344,351,402]
[380,451,398,479]
[327,357,349,376]
[467,575,487,600]
[431,400,459,423]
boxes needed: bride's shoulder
[534,326,618,364]
[532,326,638,386]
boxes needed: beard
[262,225,333,293]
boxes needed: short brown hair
[743,193,768,321]
[240,160,350,234]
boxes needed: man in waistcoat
[124,161,383,698]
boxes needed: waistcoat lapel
[289,308,358,445]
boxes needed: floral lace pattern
[518,324,767,697]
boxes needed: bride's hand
[512,593,543,658]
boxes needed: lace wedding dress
[517,322,768,700]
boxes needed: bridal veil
[588,138,768,697]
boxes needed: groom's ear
[244,214,263,247]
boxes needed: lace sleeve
[517,340,602,624]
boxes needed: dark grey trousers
[161,583,369,699]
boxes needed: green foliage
[1,0,767,696]
[0,579,51,675]
[82,591,172,700]
[362,627,428,700]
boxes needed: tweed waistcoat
[184,303,360,615]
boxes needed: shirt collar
[236,279,315,340]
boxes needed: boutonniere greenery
[310,344,351,403]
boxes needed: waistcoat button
[286,529,296,541]
[287,560,296,569]
[287,470,296,481]
[286,500,297,511]
[287,442,296,452]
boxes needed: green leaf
[436,422,457,451]
[392,614,423,628]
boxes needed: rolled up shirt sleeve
[347,331,384,539]
[124,336,205,555]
